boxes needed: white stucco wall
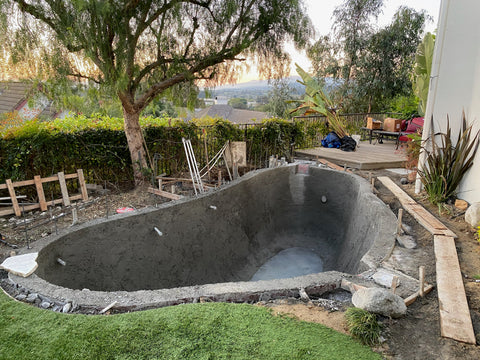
[420,0,480,204]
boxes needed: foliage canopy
[1,0,312,182]
[307,0,428,113]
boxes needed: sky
[240,0,441,82]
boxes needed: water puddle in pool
[250,247,324,281]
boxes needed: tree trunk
[123,108,148,186]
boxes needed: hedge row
[0,114,314,187]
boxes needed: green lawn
[0,291,381,359]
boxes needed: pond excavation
[9,165,397,310]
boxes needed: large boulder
[352,287,407,318]
[465,202,480,228]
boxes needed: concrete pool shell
[10,165,397,310]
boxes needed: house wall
[420,0,480,203]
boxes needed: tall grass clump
[419,112,479,206]
[345,307,382,346]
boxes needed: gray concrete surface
[10,165,397,309]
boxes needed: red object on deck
[399,117,424,142]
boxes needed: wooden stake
[34,175,47,211]
[6,179,21,217]
[419,266,425,297]
[391,276,399,294]
[233,161,239,180]
[99,301,117,314]
[218,170,222,186]
[397,208,404,235]
[371,177,375,192]
[158,178,162,190]
[57,172,71,206]
[203,132,211,181]
[77,169,88,201]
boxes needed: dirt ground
[1,167,480,359]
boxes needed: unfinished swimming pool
[10,165,397,309]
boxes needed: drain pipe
[154,227,163,236]
[56,258,66,266]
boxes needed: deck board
[295,142,406,169]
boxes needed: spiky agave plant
[419,112,479,205]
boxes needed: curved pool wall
[10,165,397,309]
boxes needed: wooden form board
[434,235,476,344]
[0,169,88,217]
[317,158,352,173]
[377,176,474,343]
[377,176,456,238]
[148,187,182,201]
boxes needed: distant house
[214,96,229,105]
[193,104,268,124]
[0,82,61,120]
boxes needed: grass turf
[0,291,381,359]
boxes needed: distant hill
[198,76,340,100]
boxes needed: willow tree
[0,0,312,183]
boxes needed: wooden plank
[77,169,89,201]
[404,284,434,306]
[377,176,457,238]
[34,175,47,211]
[5,179,21,217]
[317,158,352,172]
[147,187,182,200]
[434,235,476,344]
[69,194,83,201]
[0,208,15,216]
[377,176,416,205]
[65,173,79,180]
[8,179,35,187]
[41,175,60,183]
[57,172,71,206]
[340,279,367,293]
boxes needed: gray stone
[25,293,38,303]
[396,234,417,249]
[465,202,480,228]
[52,305,62,312]
[372,269,401,288]
[401,223,413,235]
[400,177,408,185]
[15,294,27,301]
[40,301,51,309]
[62,302,72,313]
[352,287,407,318]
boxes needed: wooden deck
[295,141,407,169]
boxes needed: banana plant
[291,64,347,138]
[413,33,435,116]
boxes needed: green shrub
[345,307,382,346]
[0,114,302,185]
